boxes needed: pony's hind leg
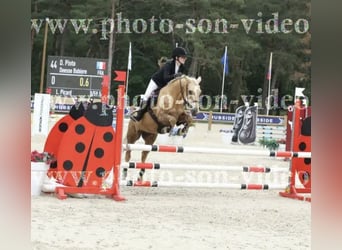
[137,132,158,181]
[141,132,158,162]
[125,121,142,162]
[123,121,142,180]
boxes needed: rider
[130,47,188,122]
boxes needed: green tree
[31,0,311,112]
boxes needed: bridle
[178,78,198,109]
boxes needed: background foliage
[31,0,311,114]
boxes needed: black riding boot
[131,100,148,122]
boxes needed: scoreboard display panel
[46,56,108,97]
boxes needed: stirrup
[130,113,138,122]
[131,111,145,122]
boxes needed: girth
[147,109,170,134]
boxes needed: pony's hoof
[122,168,128,179]
[177,127,186,136]
[160,127,170,134]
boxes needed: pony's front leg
[158,110,178,128]
[177,112,194,125]
[168,116,177,127]
[175,112,194,136]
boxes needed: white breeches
[142,79,158,101]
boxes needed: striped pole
[120,180,287,190]
[257,131,285,135]
[121,162,289,173]
[123,144,311,158]
[257,126,286,130]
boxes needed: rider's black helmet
[172,47,187,59]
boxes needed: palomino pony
[124,75,202,180]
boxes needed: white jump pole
[119,180,287,190]
[121,162,289,173]
[123,144,311,158]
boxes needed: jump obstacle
[256,125,287,141]
[119,87,311,202]
[119,180,287,190]
[43,83,311,202]
[120,149,304,191]
[279,97,311,202]
[121,162,289,173]
[45,83,126,200]
[120,162,289,190]
[123,144,310,158]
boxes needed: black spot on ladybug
[75,124,85,134]
[96,167,106,177]
[94,148,104,158]
[75,142,86,153]
[304,158,311,165]
[63,160,73,170]
[59,122,68,132]
[50,161,57,169]
[299,142,306,151]
[103,132,113,142]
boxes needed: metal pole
[107,0,115,97]
[39,18,49,93]
[125,42,131,98]
[266,52,273,115]
[125,65,130,97]
[220,46,227,113]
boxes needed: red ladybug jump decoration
[45,102,115,188]
[44,103,86,178]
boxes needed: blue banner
[195,112,284,125]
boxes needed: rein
[179,78,190,106]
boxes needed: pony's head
[156,75,202,117]
[183,76,202,116]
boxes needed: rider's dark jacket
[151,60,185,88]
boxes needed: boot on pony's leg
[130,99,149,122]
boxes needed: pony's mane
[168,75,196,86]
